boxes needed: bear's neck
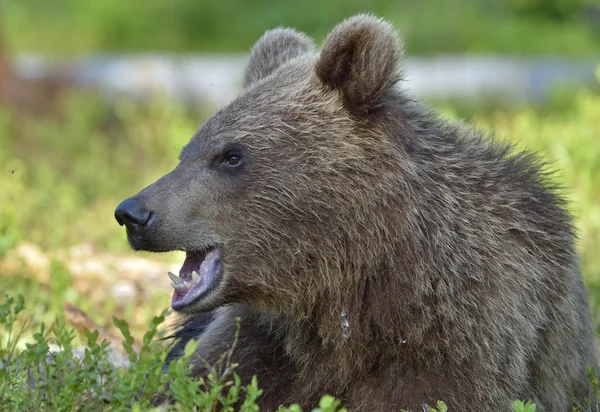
[263,250,429,391]
[263,192,459,392]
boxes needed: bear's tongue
[169,248,221,310]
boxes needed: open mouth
[168,246,223,310]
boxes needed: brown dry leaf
[0,242,51,283]
[64,301,141,366]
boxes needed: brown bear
[114,14,598,412]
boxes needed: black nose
[114,198,153,228]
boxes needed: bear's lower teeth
[168,271,201,291]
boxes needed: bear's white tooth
[172,281,190,291]
[191,271,200,284]
[168,271,184,285]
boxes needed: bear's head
[115,14,408,316]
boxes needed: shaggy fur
[117,14,598,412]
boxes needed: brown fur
[117,14,598,411]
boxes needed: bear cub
[115,13,598,412]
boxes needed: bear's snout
[114,198,154,230]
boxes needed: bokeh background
[1,0,599,345]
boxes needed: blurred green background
[0,0,599,344]
[3,0,600,55]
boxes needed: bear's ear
[315,14,403,114]
[243,28,316,89]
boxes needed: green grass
[3,0,599,56]
[1,72,600,409]
[2,295,597,411]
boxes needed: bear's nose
[114,198,153,228]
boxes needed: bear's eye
[222,151,243,167]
